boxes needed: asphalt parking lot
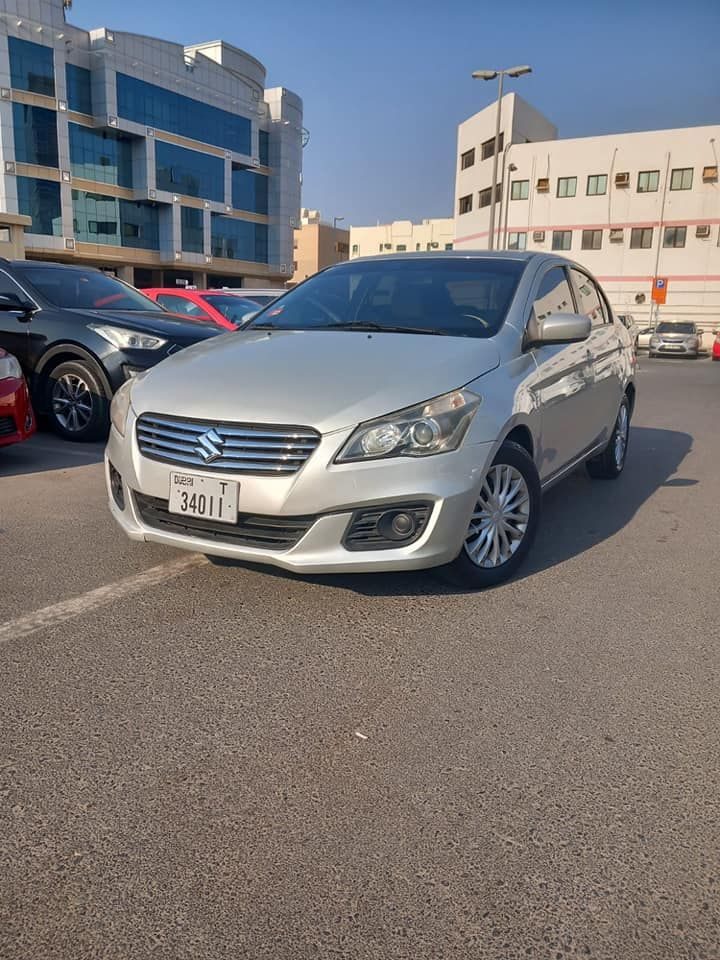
[1,356,719,960]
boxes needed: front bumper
[105,410,494,574]
[651,340,699,356]
[0,377,35,447]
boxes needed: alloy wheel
[614,404,629,469]
[52,373,93,433]
[464,464,531,568]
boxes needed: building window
[551,230,572,251]
[155,141,225,202]
[630,227,653,249]
[72,190,160,249]
[211,213,268,263]
[258,130,270,166]
[69,124,134,188]
[8,37,55,97]
[396,244,407,251]
[511,179,529,200]
[17,177,62,236]
[181,207,204,253]
[663,225,686,248]
[292,261,298,272]
[458,194,473,215]
[508,231,527,250]
[232,166,269,214]
[444,242,453,250]
[351,244,359,255]
[116,74,252,155]
[480,133,504,161]
[670,167,693,191]
[637,170,660,193]
[415,243,421,251]
[581,229,602,250]
[66,64,92,115]
[557,176,577,198]
[337,242,349,254]
[479,185,501,208]
[12,103,58,168]
[460,148,475,170]
[586,174,607,196]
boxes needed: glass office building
[0,0,303,287]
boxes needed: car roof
[347,250,537,265]
[2,259,105,272]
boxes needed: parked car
[616,313,639,348]
[0,347,35,448]
[637,326,654,351]
[712,330,720,361]
[106,252,636,589]
[0,261,220,442]
[649,321,703,358]
[216,288,282,308]
[142,288,264,330]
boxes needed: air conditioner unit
[536,178,549,193]
[533,230,545,242]
[702,165,718,182]
[383,243,392,250]
[615,172,630,187]
[609,228,624,242]
[430,241,439,249]
[696,224,711,238]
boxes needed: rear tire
[444,441,541,589]
[586,396,630,480]
[45,359,109,442]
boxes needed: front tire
[445,441,541,589]
[46,360,109,442]
[586,396,630,480]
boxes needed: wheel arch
[33,344,112,411]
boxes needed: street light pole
[472,65,532,251]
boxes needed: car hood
[66,309,220,345]
[130,329,500,433]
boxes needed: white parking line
[0,554,207,646]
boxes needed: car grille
[134,492,317,550]
[136,414,321,475]
[0,415,17,437]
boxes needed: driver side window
[531,267,575,325]
[0,269,29,303]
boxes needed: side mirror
[0,292,37,322]
[525,312,591,349]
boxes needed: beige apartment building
[349,218,455,259]
[291,209,349,283]
[454,93,720,329]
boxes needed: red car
[712,330,720,361]
[0,348,35,448]
[142,288,262,331]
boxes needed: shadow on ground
[0,429,104,478]
[218,426,694,597]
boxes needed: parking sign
[652,277,668,304]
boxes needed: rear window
[17,267,164,312]
[248,258,525,338]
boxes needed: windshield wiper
[326,322,450,336]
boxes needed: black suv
[0,260,220,441]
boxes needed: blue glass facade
[181,207,204,253]
[66,64,93,114]
[8,37,55,97]
[117,74,252,155]
[72,191,160,250]
[155,141,224,201]
[69,124,134,187]
[211,215,268,263]
[232,168,269,214]
[17,177,62,236]
[12,103,58,168]
[259,130,270,166]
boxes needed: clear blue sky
[71,0,719,226]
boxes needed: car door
[0,268,35,368]
[568,268,623,448]
[524,264,596,483]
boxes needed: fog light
[109,462,125,510]
[377,509,416,542]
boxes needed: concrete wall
[293,221,349,282]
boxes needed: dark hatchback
[0,260,220,441]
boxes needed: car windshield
[657,322,694,334]
[247,258,525,338]
[16,267,164,312]
[202,294,263,324]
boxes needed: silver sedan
[106,253,636,589]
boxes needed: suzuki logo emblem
[195,428,224,463]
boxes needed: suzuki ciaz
[106,253,635,588]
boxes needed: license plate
[664,344,682,350]
[168,473,238,524]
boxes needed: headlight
[650,335,661,345]
[687,337,699,347]
[110,380,132,436]
[0,354,22,380]
[336,389,481,463]
[89,323,167,351]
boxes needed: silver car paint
[106,253,635,573]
